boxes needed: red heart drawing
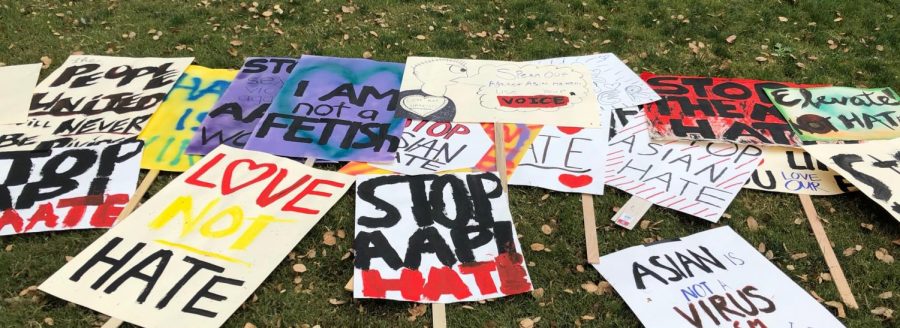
[222,159,278,195]
[557,127,583,135]
[558,174,593,188]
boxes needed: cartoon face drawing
[411,59,470,96]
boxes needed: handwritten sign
[607,107,763,221]
[803,139,900,221]
[0,139,142,236]
[765,86,900,141]
[138,65,237,172]
[641,73,820,146]
[186,57,297,155]
[0,55,193,151]
[245,55,405,162]
[534,54,660,110]
[369,120,492,174]
[39,145,353,327]
[396,57,602,127]
[745,146,854,195]
[353,172,533,303]
[593,227,845,328]
[509,126,607,194]
[0,63,41,124]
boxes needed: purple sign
[244,55,404,162]
[186,57,297,155]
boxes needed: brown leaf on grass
[336,229,346,239]
[227,48,238,57]
[540,194,550,201]
[575,265,585,272]
[755,56,768,63]
[871,307,893,319]
[581,315,596,320]
[796,62,806,68]
[43,318,54,326]
[726,35,737,43]
[341,5,356,14]
[825,301,846,318]
[230,40,243,46]
[323,231,337,246]
[757,243,766,253]
[407,304,427,320]
[530,243,545,251]
[791,253,808,260]
[18,285,38,297]
[4,245,12,252]
[746,216,759,231]
[861,223,874,230]
[243,323,257,328]
[778,16,789,22]
[415,35,426,40]
[362,51,373,59]
[581,282,599,293]
[875,248,894,264]
[531,287,545,299]
[843,248,857,256]
[519,318,535,328]
[809,290,824,302]
[541,224,552,235]
[328,298,347,305]
[40,56,52,69]
[876,45,884,51]
[878,291,892,299]
[292,263,307,273]
[765,250,774,259]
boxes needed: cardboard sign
[534,54,660,110]
[396,56,602,127]
[593,226,845,328]
[803,139,900,221]
[607,107,763,222]
[0,55,193,151]
[245,55,405,162]
[370,120,493,174]
[745,146,854,195]
[353,172,533,303]
[641,73,818,146]
[611,196,653,230]
[340,123,541,178]
[509,126,607,194]
[39,146,353,327]
[138,65,237,172]
[187,57,298,155]
[0,139,142,236]
[765,86,900,142]
[0,63,42,124]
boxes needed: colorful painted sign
[509,126,607,194]
[745,146,854,195]
[766,86,900,141]
[370,120,493,174]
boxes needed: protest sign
[0,139,142,236]
[533,54,660,110]
[593,226,845,328]
[0,55,193,151]
[138,65,237,172]
[341,123,541,178]
[396,57,602,127]
[370,120,493,174]
[39,145,353,327]
[187,57,297,155]
[509,126,608,194]
[641,73,819,146]
[353,172,533,303]
[607,107,763,221]
[245,55,405,162]
[745,146,854,195]
[803,139,900,221]
[765,86,900,142]
[0,63,42,124]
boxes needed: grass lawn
[1,0,898,327]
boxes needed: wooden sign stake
[493,122,508,192]
[798,194,859,309]
[581,194,601,264]
[432,303,448,328]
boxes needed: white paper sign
[593,227,845,328]
[745,146,855,195]
[533,53,660,110]
[0,140,142,236]
[40,146,354,328]
[0,55,193,151]
[509,126,607,194]
[371,120,492,174]
[353,172,533,303]
[607,107,763,221]
[0,63,42,124]
[396,56,602,127]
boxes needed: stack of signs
[641,73,817,146]
[353,172,533,303]
[138,66,237,171]
[594,227,845,328]
[745,146,855,195]
[187,57,298,155]
[509,54,660,194]
[0,63,41,125]
[607,107,763,221]
[396,57,603,127]
[765,86,900,142]
[803,139,900,221]
[40,146,353,327]
[0,140,143,235]
[0,55,192,151]
[245,56,405,162]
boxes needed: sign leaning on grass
[0,139,142,236]
[744,146,855,195]
[0,63,42,124]
[593,226,845,328]
[0,55,193,151]
[766,86,900,141]
[138,65,237,172]
[353,172,533,303]
[40,145,353,327]
[395,56,603,127]
[187,57,298,155]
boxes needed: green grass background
[0,0,898,327]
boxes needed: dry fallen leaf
[861,223,874,230]
[871,306,893,319]
[362,51,373,59]
[726,35,737,43]
[40,56,52,69]
[243,323,257,328]
[540,194,550,201]
[328,298,347,305]
[778,16,789,22]
[407,304,427,319]
[292,263,307,273]
[755,56,768,63]
[791,253,808,260]
[43,317,54,326]
[746,216,759,231]
[323,231,337,246]
[825,301,846,318]
[878,291,892,299]
[581,282,599,293]
[230,40,243,46]
[415,35,426,40]
[341,5,356,14]
[531,287,545,299]
[541,224,552,235]
[530,243,545,251]
[875,248,894,264]
[843,247,857,256]
[519,318,535,328]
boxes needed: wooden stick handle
[100,318,123,328]
[493,122,508,192]
[798,194,859,309]
[303,157,316,166]
[432,303,447,328]
[581,194,601,264]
